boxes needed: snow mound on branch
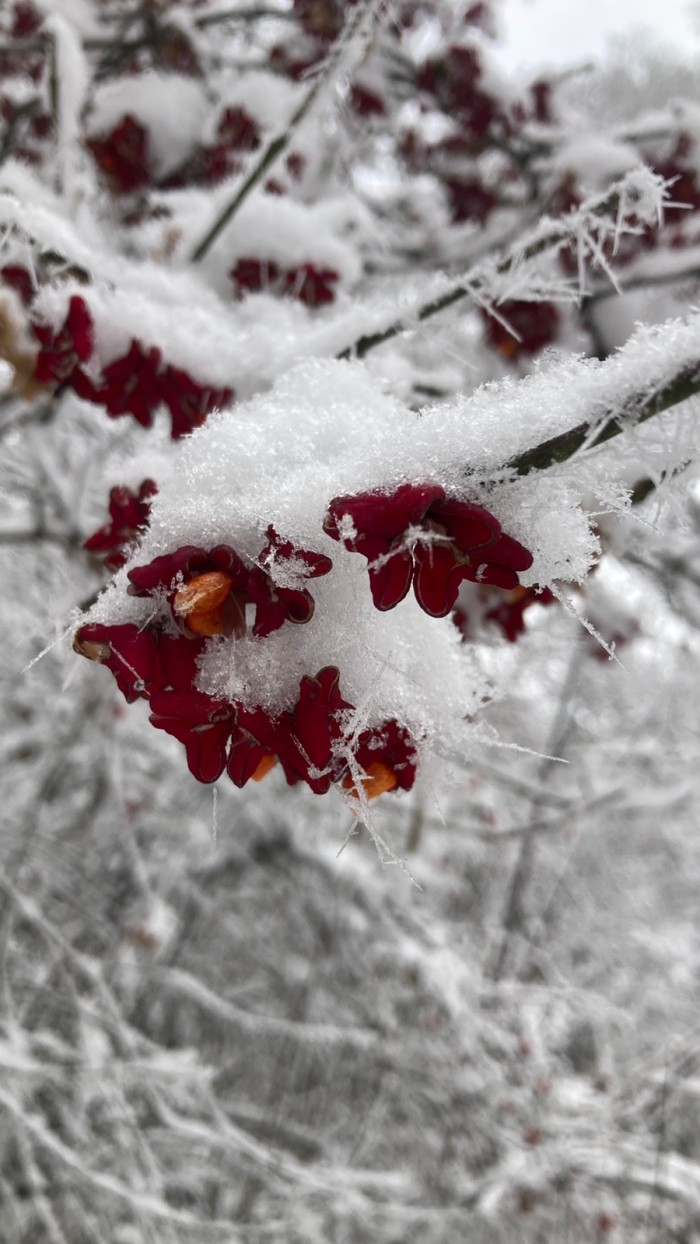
[88,75,208,179]
[180,190,365,298]
[550,136,641,190]
[121,357,595,591]
[85,356,604,773]
[214,71,302,134]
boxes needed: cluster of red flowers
[0,1,45,84]
[324,482,533,616]
[416,45,508,150]
[83,480,157,571]
[399,29,554,230]
[76,484,533,795]
[88,105,263,196]
[32,295,233,438]
[88,116,151,196]
[0,3,48,154]
[75,622,416,798]
[75,612,417,794]
[171,106,261,188]
[230,258,340,307]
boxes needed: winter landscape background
[1,1,700,1240]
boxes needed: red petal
[484,531,534,572]
[155,634,205,692]
[262,526,333,579]
[426,498,498,551]
[149,690,233,783]
[285,666,350,791]
[368,546,413,611]
[462,562,520,590]
[66,296,94,361]
[74,623,160,703]
[129,546,208,594]
[324,482,445,547]
[227,731,272,787]
[413,542,468,616]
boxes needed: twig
[507,364,700,476]
[485,640,582,981]
[585,263,700,307]
[0,527,83,547]
[338,176,660,359]
[195,6,295,26]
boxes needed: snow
[46,13,90,190]
[88,74,209,179]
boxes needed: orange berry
[251,754,277,782]
[173,571,234,635]
[343,760,399,800]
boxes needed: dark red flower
[425,497,532,592]
[349,84,386,117]
[228,704,285,788]
[324,482,444,610]
[230,258,282,299]
[97,341,164,428]
[417,45,501,143]
[157,365,233,438]
[455,585,555,643]
[481,300,560,359]
[192,142,239,185]
[88,115,151,195]
[129,545,249,639]
[33,295,94,386]
[11,1,43,37]
[283,263,339,307]
[250,525,332,637]
[217,105,260,152]
[464,2,496,36]
[654,161,700,222]
[286,152,306,180]
[530,79,553,124]
[230,258,339,306]
[483,585,555,641]
[129,536,330,640]
[76,635,419,797]
[84,342,231,437]
[325,483,533,615]
[73,622,204,704]
[30,113,52,139]
[227,668,352,795]
[83,479,157,571]
[283,665,351,793]
[74,618,230,782]
[444,177,498,224]
[154,26,200,76]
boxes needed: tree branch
[507,364,700,476]
[338,172,664,360]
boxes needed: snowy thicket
[2,1,700,1240]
